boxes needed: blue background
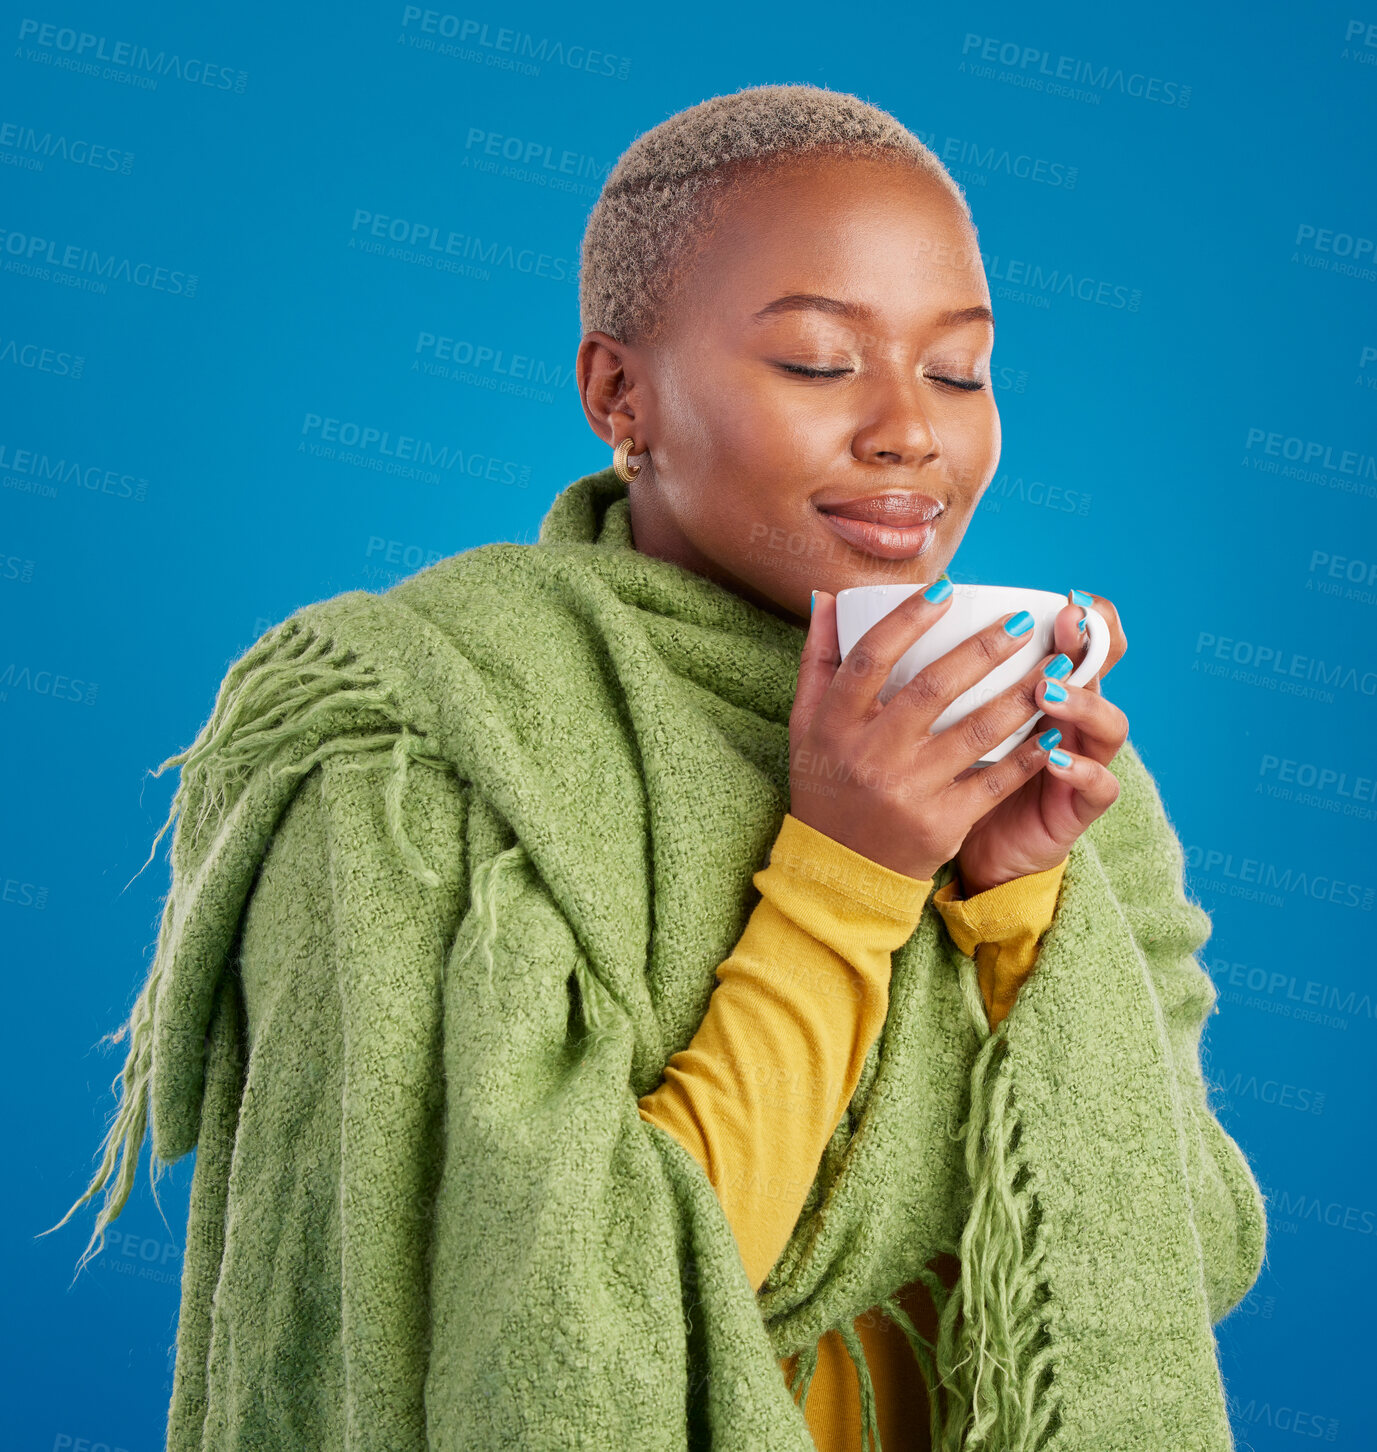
[6,2,1375,1447]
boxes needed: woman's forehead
[669,167,987,334]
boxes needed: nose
[850,371,939,467]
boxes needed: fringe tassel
[786,1338,820,1412]
[37,615,442,1280]
[913,953,1062,1451]
[117,618,407,894]
[36,954,167,1284]
[836,1318,883,1452]
[453,842,531,992]
[880,1283,947,1452]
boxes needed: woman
[48,85,1266,1451]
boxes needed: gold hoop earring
[613,438,642,484]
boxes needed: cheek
[951,397,1000,470]
[654,363,754,470]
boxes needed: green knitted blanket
[51,466,1266,1450]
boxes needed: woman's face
[578,152,1000,628]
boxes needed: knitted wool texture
[54,467,1267,1450]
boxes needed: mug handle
[1066,605,1111,687]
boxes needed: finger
[791,591,843,738]
[822,578,957,726]
[882,602,1048,743]
[1059,588,1127,686]
[1053,604,1096,689]
[1033,677,1129,766]
[945,716,1065,813]
[1040,742,1123,827]
[921,648,1062,778]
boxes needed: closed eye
[776,362,986,391]
[776,363,853,379]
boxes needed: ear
[576,331,647,449]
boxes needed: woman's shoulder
[217,538,635,808]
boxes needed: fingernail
[1044,653,1072,679]
[1070,588,1093,607]
[1048,747,1072,767]
[1077,617,1088,633]
[1042,679,1068,703]
[1004,609,1034,637]
[810,590,816,615]
[1037,727,1063,751]
[923,577,953,603]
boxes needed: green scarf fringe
[920,954,1063,1450]
[777,948,1064,1452]
[38,616,454,1278]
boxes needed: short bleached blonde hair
[579,82,973,348]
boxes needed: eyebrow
[749,293,994,329]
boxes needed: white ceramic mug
[833,582,1112,765]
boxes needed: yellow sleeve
[931,858,1069,1030]
[637,813,933,1292]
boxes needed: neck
[626,477,808,631]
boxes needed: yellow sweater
[637,812,1067,1451]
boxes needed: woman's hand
[954,590,1130,895]
[790,585,1103,883]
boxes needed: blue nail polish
[1004,609,1034,636]
[1042,679,1068,703]
[923,577,953,603]
[810,590,816,615]
[1044,653,1072,679]
[1037,727,1062,751]
[1077,617,1087,633]
[1070,588,1093,607]
[1048,747,1072,767]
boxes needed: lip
[814,491,944,526]
[816,509,938,561]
